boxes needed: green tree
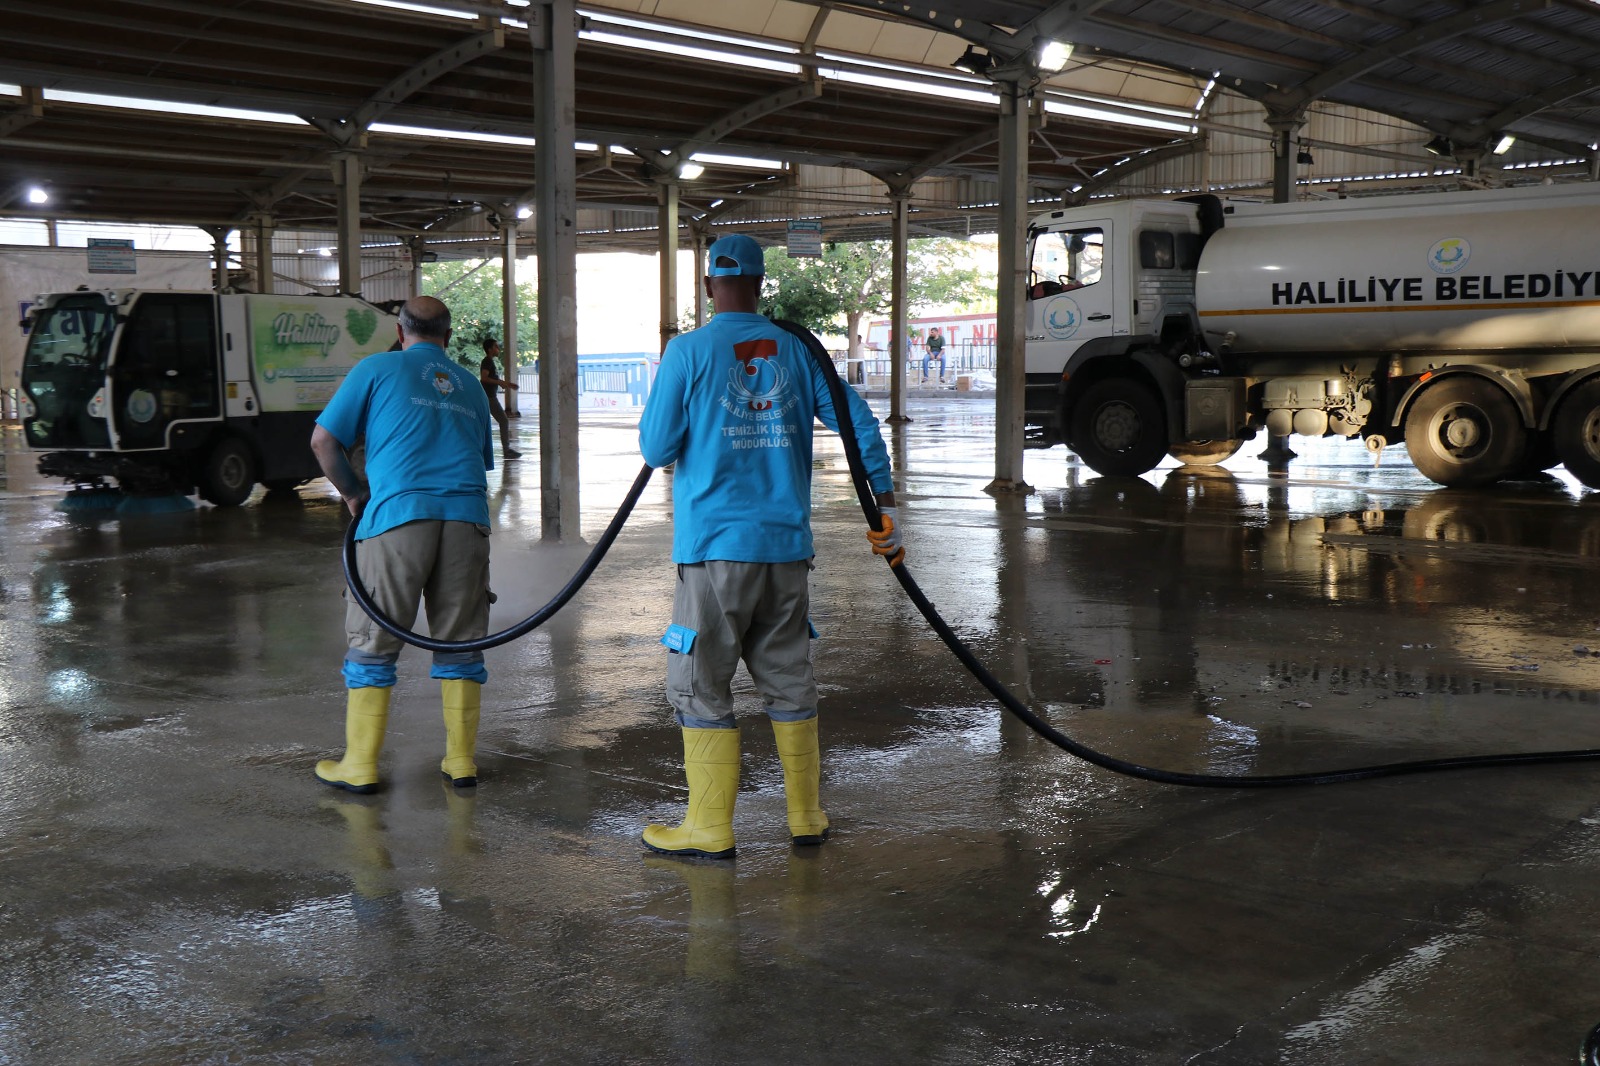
[760,238,989,365]
[420,259,538,368]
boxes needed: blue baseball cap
[707,234,766,277]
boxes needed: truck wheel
[1403,377,1525,488]
[1070,378,1168,477]
[1513,429,1560,478]
[1167,439,1242,467]
[1554,379,1600,488]
[199,437,259,506]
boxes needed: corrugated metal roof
[0,0,1594,254]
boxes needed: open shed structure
[3,0,1600,524]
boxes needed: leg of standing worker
[319,521,436,793]
[643,561,758,858]
[487,393,519,459]
[424,521,492,787]
[743,561,828,844]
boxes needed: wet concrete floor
[5,401,1600,1064]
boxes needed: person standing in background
[480,337,521,459]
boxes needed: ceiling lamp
[1423,135,1454,157]
[1492,133,1516,155]
[952,45,993,75]
[26,186,48,204]
[1036,40,1073,73]
[678,161,705,181]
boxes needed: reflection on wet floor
[7,409,1600,1063]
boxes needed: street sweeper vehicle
[1024,182,1600,488]
[20,290,395,505]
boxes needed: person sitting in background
[922,326,945,384]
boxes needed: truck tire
[1403,376,1525,488]
[199,437,259,506]
[1167,439,1242,467]
[1554,379,1600,488]
[1513,429,1560,478]
[1070,378,1168,477]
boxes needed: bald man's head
[398,296,452,344]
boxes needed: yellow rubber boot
[440,679,482,788]
[642,727,740,859]
[772,718,830,845]
[315,686,391,794]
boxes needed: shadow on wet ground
[4,407,1600,1064]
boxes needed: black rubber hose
[342,463,654,653]
[771,317,1600,787]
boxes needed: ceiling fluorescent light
[678,161,705,180]
[1492,134,1516,155]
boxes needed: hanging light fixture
[951,45,993,75]
[1424,135,1454,157]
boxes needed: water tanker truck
[1024,183,1600,487]
[19,290,396,504]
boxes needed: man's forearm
[311,432,362,500]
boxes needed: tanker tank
[1195,183,1600,357]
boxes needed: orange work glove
[865,506,905,567]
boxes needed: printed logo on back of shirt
[425,364,456,398]
[726,339,787,412]
[718,337,801,450]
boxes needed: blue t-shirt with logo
[316,342,493,540]
[638,312,894,564]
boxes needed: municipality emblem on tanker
[1044,295,1083,340]
[1428,237,1470,275]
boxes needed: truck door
[1027,222,1115,369]
[110,294,221,449]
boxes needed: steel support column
[250,214,274,295]
[658,181,679,353]
[203,226,231,292]
[501,219,521,417]
[331,151,363,295]
[533,0,580,541]
[1267,115,1303,205]
[986,78,1032,495]
[689,219,709,329]
[887,188,911,424]
[407,235,426,297]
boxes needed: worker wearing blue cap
[637,232,903,858]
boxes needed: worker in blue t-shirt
[309,295,496,795]
[637,233,904,859]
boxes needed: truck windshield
[21,294,117,449]
[1029,228,1104,298]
